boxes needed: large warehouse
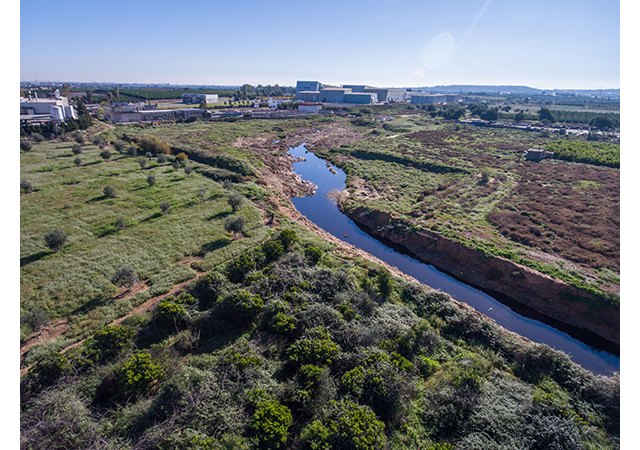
[296,80,406,105]
[182,93,219,104]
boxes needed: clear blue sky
[20,0,619,89]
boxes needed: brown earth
[344,206,619,348]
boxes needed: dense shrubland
[21,229,619,449]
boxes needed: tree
[138,158,147,169]
[146,174,156,186]
[44,229,67,252]
[100,149,112,160]
[137,135,170,155]
[160,201,171,215]
[538,107,555,123]
[111,266,138,289]
[589,116,614,130]
[72,131,85,144]
[115,217,126,230]
[228,193,244,212]
[75,99,93,129]
[72,143,82,154]
[172,160,181,170]
[20,140,33,152]
[21,180,33,194]
[103,186,116,198]
[184,165,193,176]
[74,157,82,167]
[225,216,245,239]
[156,154,167,163]
[514,111,526,122]
[480,108,499,121]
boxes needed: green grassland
[21,141,269,342]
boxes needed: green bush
[44,229,67,252]
[156,299,189,326]
[20,140,33,151]
[218,289,264,325]
[112,266,138,289]
[271,311,296,334]
[226,253,258,282]
[300,399,386,450]
[417,355,440,377]
[117,350,164,395]
[278,229,298,250]
[304,246,323,265]
[21,180,33,194]
[138,135,171,155]
[82,325,133,364]
[250,398,293,448]
[103,185,116,198]
[261,239,285,262]
[287,327,340,367]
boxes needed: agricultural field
[322,115,620,301]
[20,140,269,348]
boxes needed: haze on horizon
[20,0,620,90]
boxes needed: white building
[20,94,77,121]
[182,93,219,104]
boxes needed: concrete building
[21,95,77,121]
[109,106,209,124]
[410,93,459,104]
[182,93,219,104]
[319,87,351,103]
[344,92,378,104]
[364,88,406,103]
[298,102,322,113]
[342,84,368,92]
[295,91,320,102]
[525,149,554,162]
[296,81,321,92]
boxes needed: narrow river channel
[288,145,619,375]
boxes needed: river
[288,145,619,375]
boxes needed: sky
[20,0,620,89]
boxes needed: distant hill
[414,85,619,98]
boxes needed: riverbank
[343,205,620,352]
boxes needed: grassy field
[322,115,619,299]
[20,141,269,342]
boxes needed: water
[289,145,619,375]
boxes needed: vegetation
[546,140,620,168]
[44,229,67,252]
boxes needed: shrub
[376,268,394,298]
[127,146,138,156]
[91,135,103,146]
[157,153,167,163]
[192,272,227,308]
[20,180,33,194]
[74,156,82,167]
[115,217,126,230]
[103,185,116,198]
[44,229,67,252]
[224,215,245,239]
[147,174,156,186]
[228,193,243,212]
[218,289,264,325]
[117,350,164,395]
[261,239,284,262]
[112,140,125,152]
[184,165,193,176]
[111,266,138,289]
[100,149,112,160]
[156,299,189,327]
[73,131,85,144]
[175,152,188,163]
[287,327,340,367]
[29,352,70,389]
[223,179,234,190]
[138,158,147,169]
[83,325,133,364]
[138,135,170,155]
[160,201,171,215]
[278,229,298,250]
[417,355,440,377]
[22,307,49,332]
[250,398,293,448]
[197,187,207,202]
[300,399,386,450]
[173,160,181,170]
[271,311,296,334]
[226,252,256,282]
[20,140,33,151]
[71,143,82,154]
[304,246,323,265]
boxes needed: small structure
[296,81,321,92]
[182,93,218,104]
[344,92,378,104]
[295,90,320,102]
[298,102,322,113]
[525,149,554,161]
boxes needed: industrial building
[108,103,210,123]
[409,93,459,104]
[525,149,555,162]
[20,90,77,122]
[182,93,219,104]
[295,80,406,105]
